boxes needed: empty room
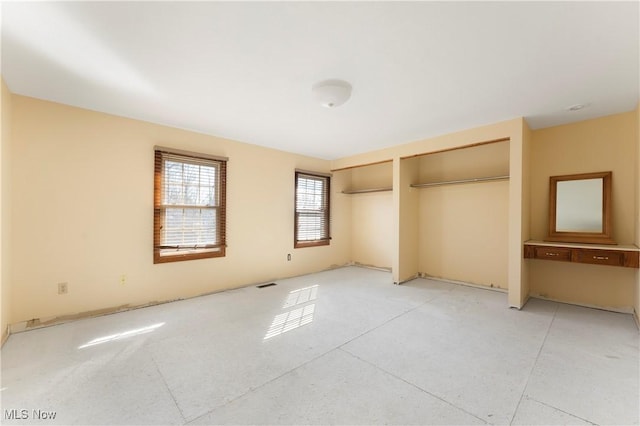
[1,2,639,425]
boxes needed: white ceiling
[2,2,638,160]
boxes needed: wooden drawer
[625,251,640,268]
[572,249,624,267]
[534,246,571,261]
[524,242,639,268]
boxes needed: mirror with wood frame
[547,171,615,245]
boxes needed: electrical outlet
[287,253,291,261]
[58,282,68,295]
[120,274,126,285]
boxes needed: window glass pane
[297,213,324,240]
[185,185,199,205]
[201,209,217,242]
[164,207,217,246]
[164,227,183,246]
[296,177,324,211]
[164,208,184,246]
[295,173,329,245]
[155,150,226,261]
[166,208,182,226]
[164,184,183,205]
[200,166,216,186]
[183,164,199,184]
[165,161,183,184]
[163,160,217,207]
[199,186,214,206]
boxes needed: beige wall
[1,79,13,342]
[394,157,420,283]
[520,121,532,305]
[417,141,510,289]
[350,161,392,190]
[350,192,393,269]
[419,181,509,289]
[344,162,393,269]
[417,141,510,182]
[9,88,635,327]
[332,119,527,306]
[530,262,636,310]
[9,95,350,324]
[529,111,637,310]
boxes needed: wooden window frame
[154,147,227,263]
[294,170,331,248]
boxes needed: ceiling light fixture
[312,79,352,108]
[565,103,589,112]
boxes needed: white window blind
[154,149,227,263]
[295,171,330,247]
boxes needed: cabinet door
[572,249,624,266]
[534,247,571,261]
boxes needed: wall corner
[1,76,14,343]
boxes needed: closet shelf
[410,175,509,188]
[341,187,393,194]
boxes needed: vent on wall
[257,283,277,289]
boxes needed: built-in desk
[524,240,640,268]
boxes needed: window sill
[154,247,225,263]
[294,240,330,249]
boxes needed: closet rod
[410,175,509,188]
[341,187,392,194]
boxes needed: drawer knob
[545,252,559,256]
[593,256,609,260]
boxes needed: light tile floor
[1,266,638,425]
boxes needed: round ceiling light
[565,103,589,112]
[312,79,352,108]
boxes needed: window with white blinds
[295,171,330,248]
[154,148,227,263]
